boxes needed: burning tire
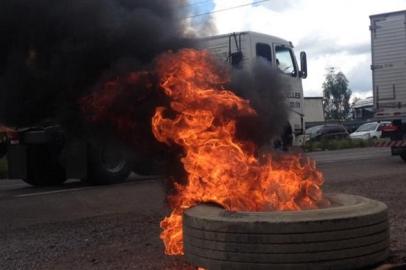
[183,193,389,270]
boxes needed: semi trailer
[370,10,406,160]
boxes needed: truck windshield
[275,46,296,75]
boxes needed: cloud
[261,0,296,12]
[297,36,370,58]
[347,58,373,94]
[209,0,406,97]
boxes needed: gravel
[1,148,405,269]
[1,211,192,270]
[324,176,406,265]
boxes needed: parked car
[350,121,391,140]
[305,124,349,141]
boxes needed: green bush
[303,138,374,152]
[0,158,7,178]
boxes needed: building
[352,96,374,120]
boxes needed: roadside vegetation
[303,138,375,152]
[0,158,7,178]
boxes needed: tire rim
[100,146,126,173]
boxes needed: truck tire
[85,143,131,185]
[23,144,66,186]
[183,193,389,270]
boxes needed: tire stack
[183,193,389,270]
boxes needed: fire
[80,72,152,137]
[152,49,325,255]
[0,124,16,140]
[79,48,326,257]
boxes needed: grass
[303,138,375,152]
[0,157,7,179]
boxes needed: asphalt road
[0,147,405,269]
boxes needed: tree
[322,68,352,120]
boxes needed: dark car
[305,124,349,141]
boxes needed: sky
[187,0,406,99]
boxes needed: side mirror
[299,51,307,79]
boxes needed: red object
[375,140,406,147]
[381,123,399,133]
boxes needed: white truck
[370,10,406,160]
[201,31,308,142]
[2,31,308,186]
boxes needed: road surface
[0,147,405,269]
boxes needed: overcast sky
[188,0,406,99]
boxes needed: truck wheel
[86,143,131,185]
[23,144,66,186]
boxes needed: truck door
[274,44,304,135]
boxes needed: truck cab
[200,31,308,141]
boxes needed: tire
[23,144,66,186]
[85,142,131,185]
[183,193,389,270]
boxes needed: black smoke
[0,0,290,188]
[230,59,289,147]
[0,0,195,128]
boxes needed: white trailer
[371,10,406,161]
[371,10,406,118]
[200,31,308,143]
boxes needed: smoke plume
[0,0,290,183]
[0,0,195,129]
[230,59,289,147]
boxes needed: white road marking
[14,178,161,198]
[16,187,92,198]
[315,156,385,165]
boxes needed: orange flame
[152,49,326,256]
